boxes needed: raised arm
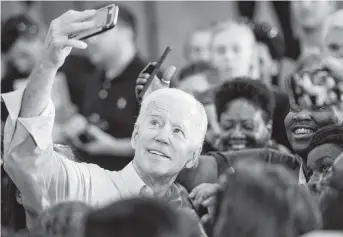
[2,10,106,213]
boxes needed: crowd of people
[1,1,343,237]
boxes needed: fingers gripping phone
[139,46,172,100]
[69,4,119,40]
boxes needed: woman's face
[307,143,343,195]
[284,106,342,158]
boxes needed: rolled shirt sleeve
[2,89,120,213]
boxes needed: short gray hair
[136,88,208,149]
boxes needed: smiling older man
[2,9,207,216]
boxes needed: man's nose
[224,50,235,61]
[155,126,170,145]
[293,110,312,121]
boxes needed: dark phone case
[69,5,117,41]
[137,63,157,102]
[77,23,115,41]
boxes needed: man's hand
[71,125,117,155]
[189,183,220,223]
[135,62,176,102]
[41,9,96,69]
[62,114,89,139]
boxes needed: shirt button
[117,97,127,109]
[140,186,154,197]
[98,90,108,99]
[89,113,100,124]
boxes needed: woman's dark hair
[215,78,276,121]
[307,125,343,155]
[213,161,322,237]
[1,166,26,231]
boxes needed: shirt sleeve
[2,89,119,213]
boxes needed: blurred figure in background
[237,1,297,59]
[178,62,219,96]
[252,21,291,151]
[292,0,336,59]
[213,161,322,237]
[183,27,212,64]
[252,21,285,87]
[280,0,337,90]
[84,198,202,237]
[1,15,46,90]
[321,9,343,72]
[1,14,78,144]
[177,62,221,153]
[209,20,258,81]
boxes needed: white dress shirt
[2,89,182,214]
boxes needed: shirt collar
[119,162,147,196]
[119,162,183,208]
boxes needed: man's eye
[150,120,159,126]
[320,164,332,173]
[173,128,184,136]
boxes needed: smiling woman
[284,103,343,160]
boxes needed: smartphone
[288,68,343,109]
[69,4,119,40]
[139,46,172,99]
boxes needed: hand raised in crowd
[189,183,220,223]
[135,62,176,102]
[41,9,96,69]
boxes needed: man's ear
[185,147,202,169]
[131,124,139,149]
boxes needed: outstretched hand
[41,9,96,69]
